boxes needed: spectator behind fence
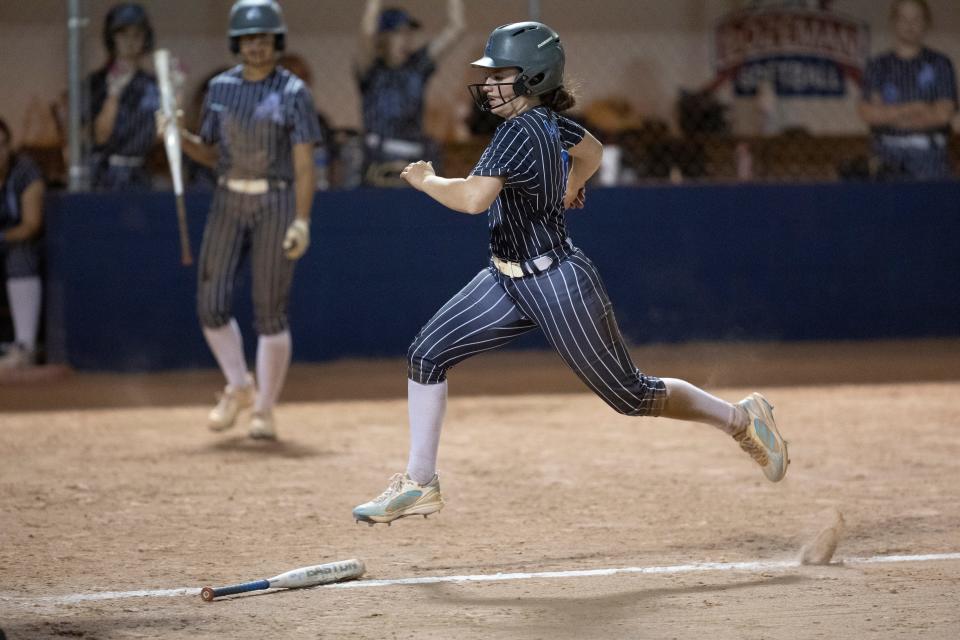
[858,0,958,180]
[0,118,45,369]
[356,0,465,186]
[85,3,159,190]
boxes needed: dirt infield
[1,340,959,639]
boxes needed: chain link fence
[1,0,958,190]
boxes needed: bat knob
[200,587,215,602]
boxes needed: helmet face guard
[467,80,524,113]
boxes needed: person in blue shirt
[352,22,790,526]
[356,0,465,185]
[0,118,45,369]
[86,3,159,190]
[859,0,958,179]
[171,1,321,440]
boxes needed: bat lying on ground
[153,48,193,266]
[200,558,366,601]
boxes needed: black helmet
[228,0,287,54]
[103,3,154,57]
[471,21,565,103]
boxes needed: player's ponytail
[540,85,577,112]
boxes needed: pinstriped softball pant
[197,187,296,335]
[408,249,667,417]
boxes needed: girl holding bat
[164,0,321,440]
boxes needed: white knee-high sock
[202,318,249,390]
[255,330,291,413]
[660,378,746,435]
[406,379,447,484]
[6,276,42,351]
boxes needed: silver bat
[200,558,366,601]
[153,48,193,266]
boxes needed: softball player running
[172,0,320,439]
[353,22,789,525]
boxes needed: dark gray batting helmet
[471,21,565,98]
[228,0,286,54]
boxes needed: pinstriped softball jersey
[473,106,583,262]
[196,65,321,335]
[862,47,958,178]
[358,46,435,144]
[1,154,43,278]
[86,69,159,189]
[408,106,666,416]
[200,65,320,181]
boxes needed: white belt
[492,255,554,279]
[223,178,270,195]
[365,133,424,158]
[880,133,946,150]
[108,155,145,167]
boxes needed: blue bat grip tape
[213,579,270,598]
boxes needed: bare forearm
[896,101,956,129]
[2,219,41,243]
[568,155,600,188]
[362,0,382,35]
[5,183,44,242]
[860,100,955,129]
[357,0,382,69]
[293,162,315,222]
[93,97,120,145]
[421,176,485,214]
[429,0,466,59]
[180,130,218,168]
[568,134,603,187]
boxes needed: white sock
[202,319,249,390]
[406,379,447,484]
[6,276,42,351]
[660,378,746,435]
[255,331,291,413]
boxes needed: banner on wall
[713,1,870,97]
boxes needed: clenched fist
[400,160,435,191]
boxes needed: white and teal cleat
[353,473,444,526]
[735,392,790,482]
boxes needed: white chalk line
[5,552,959,607]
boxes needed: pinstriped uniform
[408,106,666,416]
[862,47,958,179]
[196,65,321,335]
[85,69,159,189]
[358,46,435,144]
[0,154,43,278]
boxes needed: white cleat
[352,473,444,525]
[0,343,34,370]
[207,375,256,432]
[248,410,277,440]
[734,392,790,482]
